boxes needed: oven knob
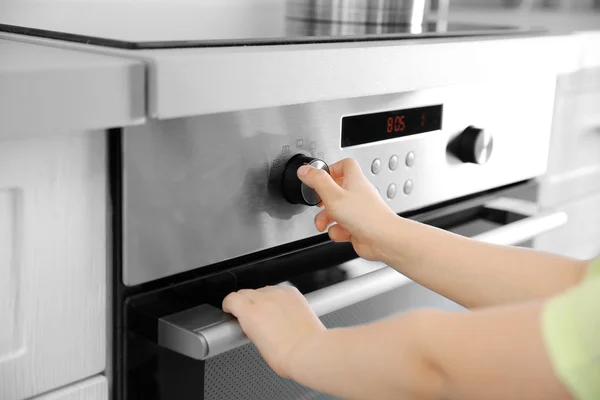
[282,154,330,206]
[455,126,494,165]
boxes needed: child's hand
[222,285,325,379]
[297,158,399,261]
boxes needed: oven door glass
[124,196,566,400]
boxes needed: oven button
[386,183,397,199]
[452,126,494,165]
[371,158,382,174]
[405,152,415,167]
[389,155,399,171]
[403,179,414,195]
[282,154,330,206]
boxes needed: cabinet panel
[0,188,22,366]
[534,192,600,260]
[0,132,107,399]
[34,375,107,400]
[547,89,600,175]
[558,66,600,94]
[540,75,600,207]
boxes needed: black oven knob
[454,126,494,165]
[282,154,330,206]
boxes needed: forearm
[287,311,444,400]
[286,301,573,400]
[378,216,588,309]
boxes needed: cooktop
[0,0,544,50]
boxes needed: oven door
[124,195,566,400]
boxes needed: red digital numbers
[386,115,406,133]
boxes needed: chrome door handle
[476,198,568,245]
[158,263,410,361]
[158,202,567,360]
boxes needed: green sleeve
[541,259,600,400]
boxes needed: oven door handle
[468,197,568,246]
[158,202,567,360]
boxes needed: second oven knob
[282,154,330,206]
[455,126,494,165]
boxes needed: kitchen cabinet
[0,132,107,400]
[535,37,600,259]
[0,36,143,400]
[539,67,600,207]
[32,375,107,400]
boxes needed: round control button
[451,126,493,165]
[389,155,399,171]
[386,183,397,199]
[371,159,382,175]
[405,152,415,167]
[403,179,414,195]
[282,154,330,206]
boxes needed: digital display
[341,105,443,148]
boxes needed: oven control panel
[275,123,493,207]
[122,78,555,285]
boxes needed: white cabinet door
[539,72,600,207]
[0,132,107,400]
[34,375,108,400]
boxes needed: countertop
[448,8,600,68]
[448,8,600,33]
[0,38,145,138]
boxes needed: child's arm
[296,158,589,309]
[223,286,572,400]
[372,216,587,308]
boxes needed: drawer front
[534,192,600,260]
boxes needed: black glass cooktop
[0,1,543,50]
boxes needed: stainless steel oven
[0,1,569,399]
[121,183,565,400]
[114,72,566,399]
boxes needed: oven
[0,0,571,399]
[112,72,566,400]
[122,189,565,400]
